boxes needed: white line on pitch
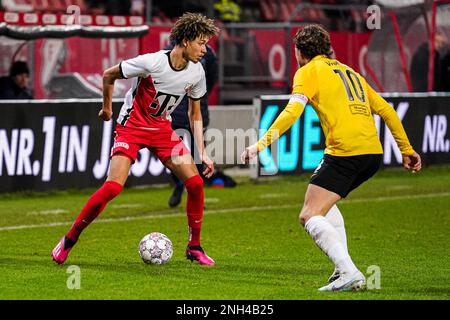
[27,209,68,216]
[204,198,220,203]
[385,185,414,191]
[110,204,143,209]
[339,192,450,204]
[1,192,449,232]
[258,193,287,199]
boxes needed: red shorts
[110,123,190,164]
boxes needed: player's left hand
[202,153,215,179]
[241,143,259,164]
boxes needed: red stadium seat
[260,0,276,21]
[308,8,324,22]
[285,0,297,14]
[351,8,364,28]
[11,0,33,9]
[65,0,88,14]
[289,0,298,21]
[30,0,49,12]
[47,0,66,12]
[30,0,87,13]
[280,0,291,21]
[3,0,33,12]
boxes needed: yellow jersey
[257,55,415,157]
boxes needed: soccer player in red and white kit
[52,13,220,266]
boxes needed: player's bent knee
[184,175,204,194]
[102,181,123,201]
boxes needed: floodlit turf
[0,165,449,300]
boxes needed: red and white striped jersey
[117,50,207,129]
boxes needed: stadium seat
[64,0,87,14]
[280,0,291,21]
[291,0,322,23]
[315,7,327,21]
[2,0,34,12]
[286,0,297,22]
[47,0,66,13]
[30,0,49,12]
[351,8,365,30]
[310,8,319,21]
[260,0,276,21]
[30,0,87,14]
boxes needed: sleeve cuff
[119,62,127,79]
[188,93,206,101]
[401,148,415,156]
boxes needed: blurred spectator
[410,33,447,92]
[85,0,132,15]
[130,0,145,16]
[0,61,33,100]
[152,0,209,20]
[441,48,450,92]
[85,0,106,14]
[184,0,208,14]
[214,0,241,22]
[153,0,185,19]
[104,0,131,15]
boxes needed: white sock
[325,205,348,254]
[305,215,358,275]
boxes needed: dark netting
[0,37,29,77]
[219,25,293,104]
[0,24,148,98]
[366,1,433,92]
[435,4,450,59]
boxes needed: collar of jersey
[165,51,188,72]
[311,55,328,61]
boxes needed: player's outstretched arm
[188,99,214,178]
[241,97,306,164]
[100,64,122,121]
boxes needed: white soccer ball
[138,232,173,264]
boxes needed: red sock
[185,175,204,247]
[66,181,123,242]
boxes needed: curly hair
[293,24,333,60]
[170,13,220,45]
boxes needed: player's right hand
[98,108,112,121]
[241,144,259,164]
[201,153,215,179]
[402,152,422,173]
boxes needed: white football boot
[319,270,366,292]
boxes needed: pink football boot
[186,246,215,266]
[51,237,74,265]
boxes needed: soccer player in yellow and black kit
[241,25,422,292]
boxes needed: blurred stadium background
[0,0,449,191]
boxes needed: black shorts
[310,154,382,198]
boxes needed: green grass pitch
[0,165,449,300]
